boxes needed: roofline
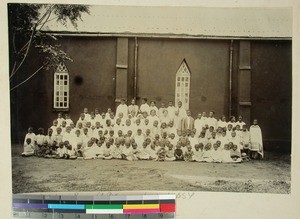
[46,31,292,41]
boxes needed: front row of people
[22,130,255,163]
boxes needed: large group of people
[22,98,264,163]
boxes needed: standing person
[158,102,167,119]
[128,99,139,116]
[183,110,194,132]
[160,109,172,125]
[217,115,227,130]
[56,113,65,127]
[140,98,150,115]
[176,101,187,119]
[116,98,128,119]
[249,119,264,159]
[194,113,204,137]
[149,101,159,116]
[173,110,183,133]
[206,111,217,130]
[82,107,91,122]
[236,115,246,128]
[167,100,176,120]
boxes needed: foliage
[8,3,90,91]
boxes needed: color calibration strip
[13,194,175,219]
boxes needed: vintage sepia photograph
[9,3,292,194]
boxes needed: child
[142,119,151,134]
[56,112,65,127]
[76,113,87,128]
[184,145,194,162]
[202,143,213,163]
[205,126,214,140]
[160,122,169,137]
[151,120,160,137]
[22,138,35,157]
[240,124,251,157]
[53,127,63,147]
[65,141,77,159]
[50,120,59,134]
[174,143,184,161]
[123,119,133,136]
[130,143,140,161]
[65,114,74,127]
[192,144,204,162]
[70,129,82,149]
[149,143,158,160]
[198,131,207,146]
[227,124,233,137]
[56,142,67,159]
[221,144,233,163]
[122,141,133,160]
[102,142,113,160]
[35,128,45,156]
[165,142,175,161]
[167,121,177,136]
[188,130,198,149]
[111,141,123,159]
[82,140,97,160]
[134,129,145,150]
[145,129,152,140]
[210,143,222,163]
[230,144,242,162]
[75,143,84,159]
[138,142,151,160]
[24,127,36,146]
[83,107,91,121]
[228,131,242,151]
[168,133,178,147]
[156,145,166,161]
[249,119,264,159]
[160,132,169,147]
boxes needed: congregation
[22,98,264,162]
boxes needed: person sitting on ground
[22,138,35,157]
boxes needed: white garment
[116,103,128,118]
[140,103,150,115]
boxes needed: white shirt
[116,103,128,118]
[140,103,150,115]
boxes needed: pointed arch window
[53,62,69,109]
[175,59,191,110]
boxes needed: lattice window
[53,62,69,109]
[175,60,191,110]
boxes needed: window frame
[53,62,69,110]
[175,59,191,110]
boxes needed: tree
[8,3,90,91]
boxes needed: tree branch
[12,29,17,53]
[10,4,55,79]
[9,28,35,79]
[38,7,54,31]
[10,62,49,92]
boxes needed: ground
[11,144,291,194]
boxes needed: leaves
[8,3,89,81]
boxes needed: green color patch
[85,204,123,209]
